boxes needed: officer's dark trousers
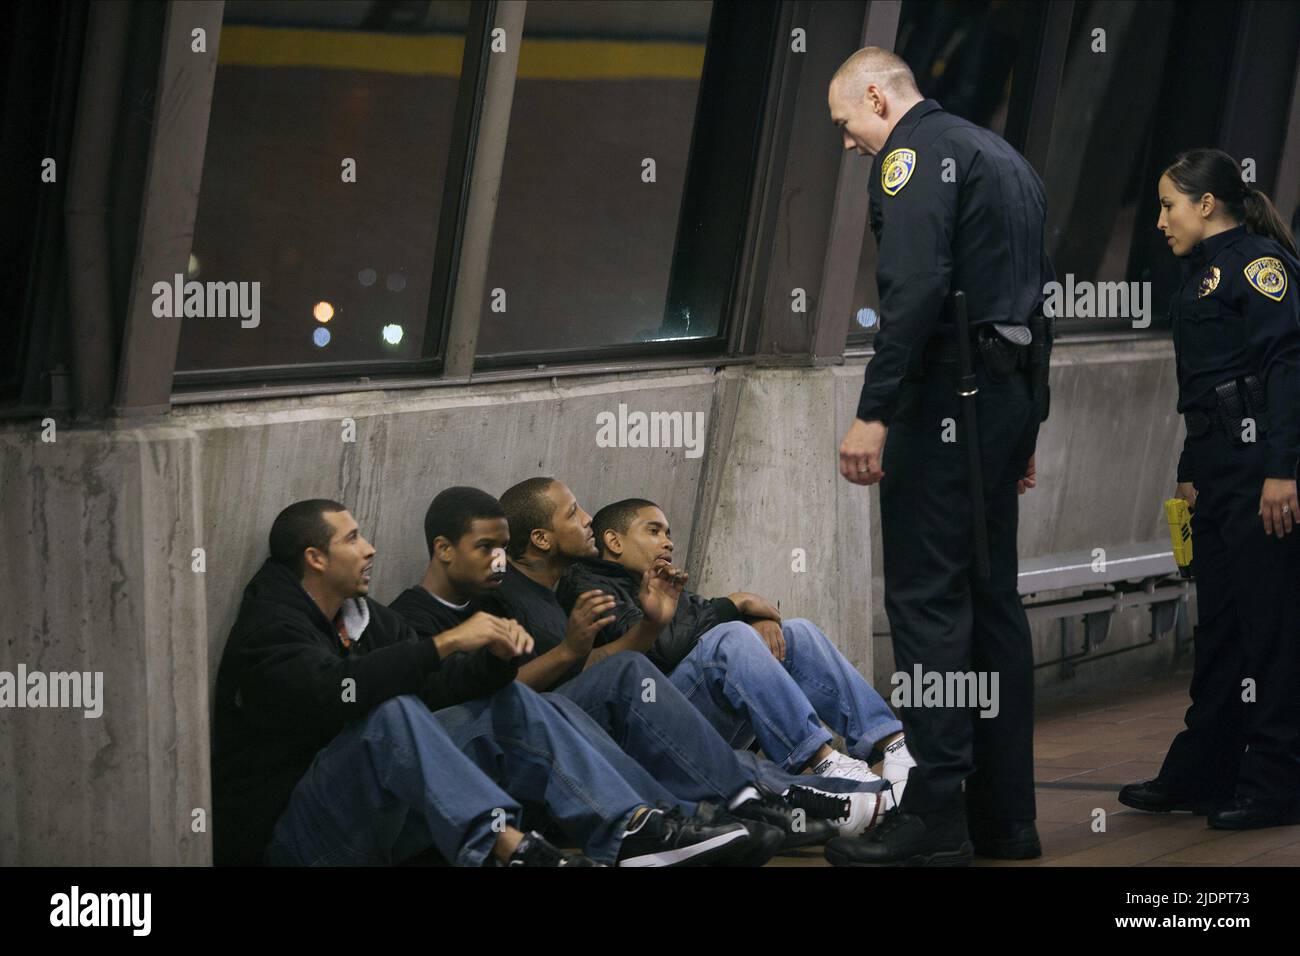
[1157,426,1300,809]
[880,357,1038,823]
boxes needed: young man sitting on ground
[482,478,887,838]
[558,497,916,817]
[213,499,753,867]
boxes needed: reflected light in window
[856,307,879,329]
[381,324,404,345]
[313,301,335,323]
[313,327,331,348]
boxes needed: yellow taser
[1164,498,1193,579]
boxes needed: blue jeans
[268,687,651,866]
[668,619,904,772]
[433,682,656,863]
[552,653,755,807]
[267,695,521,867]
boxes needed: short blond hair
[831,46,920,102]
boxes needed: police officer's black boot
[823,809,973,867]
[1208,796,1300,830]
[967,818,1041,859]
[1118,779,1218,815]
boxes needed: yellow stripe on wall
[217,26,705,80]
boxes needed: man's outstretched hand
[640,558,687,626]
[439,611,535,661]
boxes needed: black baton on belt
[951,291,991,580]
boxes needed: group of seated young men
[212,477,916,867]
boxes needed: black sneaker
[506,831,603,867]
[824,810,972,867]
[733,788,839,849]
[786,784,882,838]
[616,806,752,867]
[692,800,783,866]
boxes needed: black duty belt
[1183,375,1269,441]
[923,324,1029,373]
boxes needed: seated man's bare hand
[564,589,617,657]
[750,619,786,662]
[640,559,687,626]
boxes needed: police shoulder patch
[1243,256,1288,302]
[881,148,917,197]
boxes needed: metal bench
[1017,541,1194,678]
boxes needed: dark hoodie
[212,559,515,865]
[556,557,741,675]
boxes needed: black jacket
[387,587,525,705]
[857,99,1053,426]
[557,557,741,674]
[211,560,514,865]
[1171,225,1300,480]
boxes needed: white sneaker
[809,750,882,785]
[785,785,881,837]
[882,738,916,808]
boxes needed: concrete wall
[0,337,1189,863]
[688,366,877,678]
[0,427,209,865]
[170,371,720,690]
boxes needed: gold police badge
[1196,266,1220,298]
[881,148,916,196]
[1244,257,1288,302]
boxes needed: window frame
[169,2,498,393]
[471,0,780,371]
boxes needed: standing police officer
[825,47,1053,866]
[1119,149,1300,829]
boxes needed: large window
[475,1,711,359]
[175,0,777,385]
[175,1,474,382]
[475,0,777,367]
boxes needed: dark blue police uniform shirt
[1171,224,1300,480]
[857,99,1054,425]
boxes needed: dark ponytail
[1241,189,1298,259]
[1163,148,1299,258]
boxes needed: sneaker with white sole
[809,750,882,785]
[615,807,751,867]
[785,785,882,837]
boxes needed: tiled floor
[769,674,1300,867]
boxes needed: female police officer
[1120,149,1300,829]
